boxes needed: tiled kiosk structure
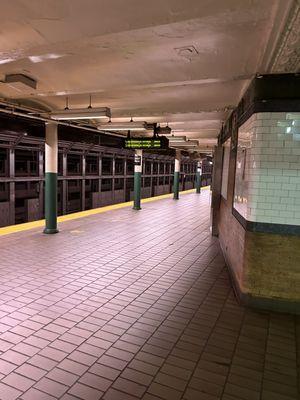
[212,74,300,313]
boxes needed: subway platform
[0,191,299,400]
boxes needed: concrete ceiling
[0,0,296,151]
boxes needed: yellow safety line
[0,186,210,237]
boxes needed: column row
[44,125,204,233]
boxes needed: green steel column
[173,150,181,200]
[133,149,142,210]
[196,161,202,194]
[44,123,59,234]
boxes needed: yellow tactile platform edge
[0,187,210,237]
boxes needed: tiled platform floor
[0,191,299,400]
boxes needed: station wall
[214,74,300,314]
[233,112,300,225]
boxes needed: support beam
[99,154,102,204]
[112,155,115,197]
[44,123,59,234]
[62,152,67,215]
[133,149,142,210]
[173,150,181,200]
[211,145,223,237]
[196,161,202,194]
[81,154,86,211]
[38,148,44,219]
[9,149,15,225]
[150,159,154,197]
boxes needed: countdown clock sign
[123,136,169,150]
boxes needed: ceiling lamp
[98,119,149,132]
[168,136,187,142]
[181,140,199,147]
[169,138,199,148]
[156,125,171,135]
[50,107,111,120]
[180,141,199,148]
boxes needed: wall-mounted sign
[134,155,142,166]
[123,136,169,150]
[197,161,202,174]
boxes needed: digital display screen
[123,137,169,150]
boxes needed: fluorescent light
[54,91,68,96]
[98,121,148,131]
[50,107,111,120]
[169,139,199,148]
[168,136,187,142]
[176,142,199,147]
[168,136,200,148]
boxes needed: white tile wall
[233,112,300,225]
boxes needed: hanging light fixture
[168,135,187,142]
[49,95,111,120]
[156,123,171,135]
[97,118,149,131]
[64,96,69,110]
[50,107,111,120]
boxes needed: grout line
[16,193,212,398]
[260,311,271,400]
[142,253,228,399]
